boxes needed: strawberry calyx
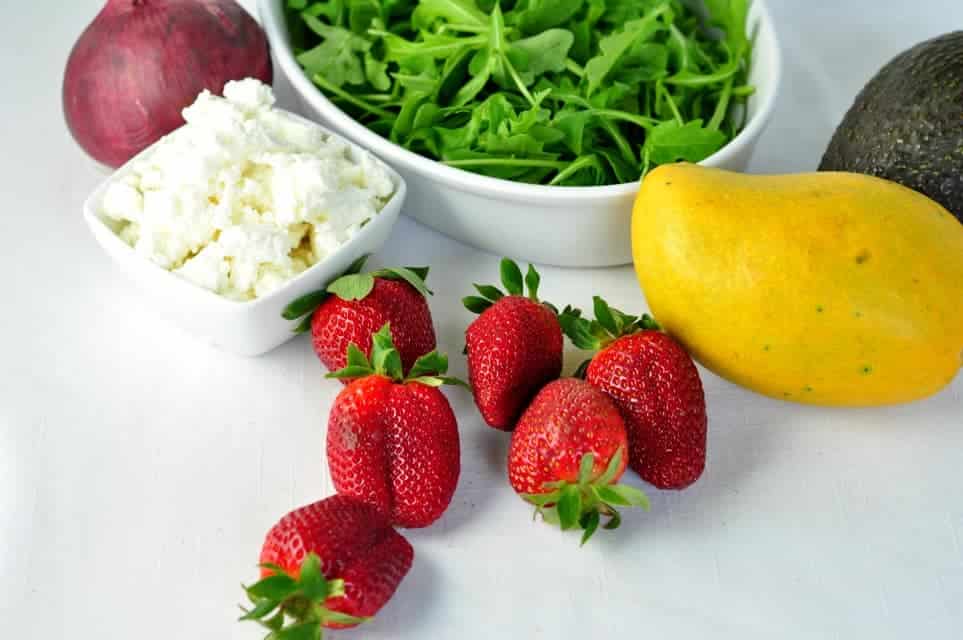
[559,296,661,360]
[463,258,552,315]
[522,448,649,545]
[239,552,367,640]
[282,255,433,334]
[327,323,469,389]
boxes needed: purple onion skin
[63,0,273,168]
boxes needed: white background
[2,1,962,638]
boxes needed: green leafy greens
[287,0,754,186]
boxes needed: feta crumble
[98,79,394,301]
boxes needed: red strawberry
[282,256,436,377]
[561,298,708,490]
[241,494,413,638]
[508,378,649,544]
[463,259,563,430]
[326,324,463,528]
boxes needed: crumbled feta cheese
[173,244,229,294]
[101,178,143,223]
[98,79,394,301]
[222,78,276,114]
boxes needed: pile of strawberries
[240,257,707,639]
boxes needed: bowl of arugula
[260,0,781,266]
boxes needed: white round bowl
[260,0,782,267]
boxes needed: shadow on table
[415,410,512,538]
[595,377,789,547]
[358,549,442,638]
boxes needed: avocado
[820,31,963,223]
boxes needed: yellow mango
[631,164,963,406]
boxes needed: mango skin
[631,164,963,406]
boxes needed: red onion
[62,0,272,168]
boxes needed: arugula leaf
[391,91,432,141]
[601,0,668,24]
[509,29,575,84]
[347,0,380,34]
[300,0,345,26]
[412,0,487,29]
[614,42,669,84]
[554,110,593,155]
[570,0,606,63]
[597,147,640,184]
[436,47,475,103]
[703,0,750,52]
[583,5,671,96]
[642,119,726,165]
[364,52,391,90]
[452,49,493,106]
[381,31,477,62]
[392,54,441,94]
[297,17,370,87]
[512,0,584,35]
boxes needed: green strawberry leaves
[500,258,524,296]
[282,254,371,323]
[325,272,375,300]
[240,552,368,640]
[407,350,449,379]
[282,289,331,322]
[327,266,433,302]
[327,324,470,389]
[579,510,601,545]
[282,256,432,333]
[594,484,650,508]
[559,296,662,352]
[372,266,434,297]
[558,306,609,352]
[462,296,493,314]
[556,484,581,530]
[371,327,405,380]
[521,448,649,545]
[462,258,548,314]
[524,264,541,300]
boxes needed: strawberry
[508,378,650,544]
[326,324,464,528]
[240,494,413,639]
[282,255,436,377]
[560,298,708,490]
[463,258,563,430]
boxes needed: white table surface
[3,1,962,638]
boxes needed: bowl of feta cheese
[83,78,405,356]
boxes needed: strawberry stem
[240,553,369,640]
[521,449,649,545]
[559,298,663,353]
[281,257,432,331]
[327,324,470,389]
[463,258,555,315]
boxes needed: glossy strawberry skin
[586,331,707,490]
[311,278,436,376]
[466,296,563,430]
[327,376,461,528]
[508,378,628,495]
[258,494,413,628]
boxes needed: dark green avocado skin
[820,31,963,224]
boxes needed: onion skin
[63,0,272,168]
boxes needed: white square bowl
[82,111,407,357]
